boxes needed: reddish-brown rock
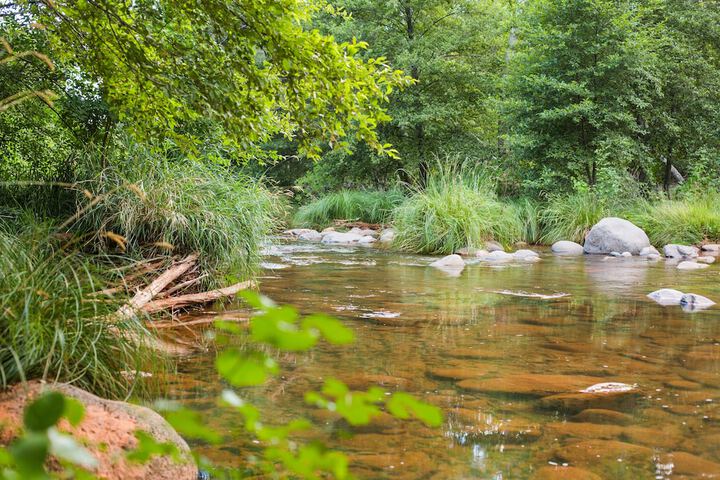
[457,374,605,397]
[659,451,720,477]
[0,381,195,480]
[571,409,633,425]
[532,465,602,480]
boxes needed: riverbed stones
[539,383,641,413]
[571,409,633,425]
[532,466,602,480]
[299,230,322,241]
[677,260,709,270]
[664,244,699,258]
[514,249,541,261]
[639,246,660,256]
[457,374,604,397]
[321,231,365,244]
[479,250,515,262]
[552,439,653,467]
[702,243,720,253]
[680,293,716,311]
[583,218,650,255]
[659,452,720,477]
[426,365,491,381]
[551,241,584,255]
[697,255,716,264]
[429,254,465,269]
[0,381,196,480]
[358,235,377,244]
[647,288,685,306]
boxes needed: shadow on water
[165,242,720,479]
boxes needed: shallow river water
[167,242,720,479]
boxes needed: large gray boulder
[551,240,585,256]
[583,218,650,255]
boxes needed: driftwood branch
[148,316,249,329]
[116,253,198,319]
[141,280,254,314]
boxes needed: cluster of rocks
[647,288,716,311]
[430,242,541,275]
[283,227,396,245]
[549,217,719,269]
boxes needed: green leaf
[63,397,85,427]
[164,410,222,444]
[126,431,180,463]
[386,393,443,427]
[24,392,64,432]
[302,314,355,344]
[9,432,49,479]
[215,349,277,387]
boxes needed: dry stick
[141,280,255,314]
[116,253,199,320]
[155,273,208,299]
[148,316,249,329]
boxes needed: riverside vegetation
[1,0,720,478]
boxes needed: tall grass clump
[392,165,522,254]
[293,189,405,228]
[628,191,720,245]
[512,198,543,244]
[540,191,614,244]
[74,155,283,282]
[0,223,157,398]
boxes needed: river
[166,241,720,479]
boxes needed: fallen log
[116,253,198,319]
[148,316,249,329]
[155,273,208,299]
[141,280,254,314]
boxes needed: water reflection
[167,242,720,479]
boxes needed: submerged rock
[552,439,653,467]
[539,383,640,413]
[571,408,633,425]
[677,260,709,270]
[430,254,465,268]
[583,218,650,255]
[647,288,685,306]
[659,452,720,477]
[532,466,602,480]
[621,251,632,257]
[639,246,660,256]
[697,255,716,264]
[321,232,365,244]
[298,230,322,241]
[457,374,603,397]
[478,250,515,263]
[551,241,584,255]
[664,244,699,258]
[0,381,196,480]
[514,249,541,261]
[680,293,716,311]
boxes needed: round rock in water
[379,228,396,243]
[680,294,716,312]
[677,261,709,270]
[430,254,465,268]
[639,246,660,256]
[479,250,515,262]
[583,217,650,255]
[647,288,685,306]
[551,240,584,256]
[664,244,699,258]
[514,249,540,261]
[485,240,505,252]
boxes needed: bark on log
[148,316,249,329]
[141,280,254,314]
[116,253,198,320]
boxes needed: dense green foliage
[393,166,521,254]
[293,189,404,228]
[74,144,282,282]
[0,223,156,398]
[629,192,720,246]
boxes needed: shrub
[539,191,614,244]
[512,198,543,244]
[392,166,522,254]
[73,153,283,283]
[628,191,720,245]
[293,188,404,228]
[0,224,157,398]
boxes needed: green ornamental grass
[293,189,404,229]
[392,166,522,254]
